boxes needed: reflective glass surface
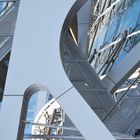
[90,0,140,75]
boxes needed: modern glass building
[0,0,140,140]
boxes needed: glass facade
[89,0,140,75]
[24,93,38,135]
[24,92,52,135]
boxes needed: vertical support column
[78,0,92,59]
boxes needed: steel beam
[102,41,140,93]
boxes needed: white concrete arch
[1,0,114,139]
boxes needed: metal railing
[102,71,140,121]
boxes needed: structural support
[102,42,140,93]
[77,0,92,59]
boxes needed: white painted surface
[2,0,114,139]
[0,96,23,140]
